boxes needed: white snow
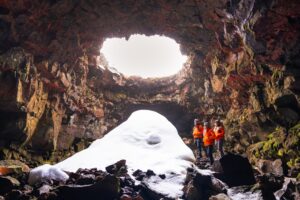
[28,164,69,185]
[227,186,263,200]
[29,110,195,198]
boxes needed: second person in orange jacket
[203,121,215,164]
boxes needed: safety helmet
[194,118,200,125]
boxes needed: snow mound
[29,110,195,198]
[28,164,69,185]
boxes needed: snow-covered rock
[29,110,195,198]
[28,164,69,185]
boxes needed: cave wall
[0,0,299,164]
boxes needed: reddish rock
[0,0,299,171]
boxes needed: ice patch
[29,110,195,198]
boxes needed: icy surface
[30,110,195,198]
[227,186,263,200]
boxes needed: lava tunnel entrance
[100,34,188,78]
[123,103,196,136]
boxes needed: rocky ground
[0,0,299,199]
[0,154,299,200]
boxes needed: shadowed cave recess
[0,0,299,181]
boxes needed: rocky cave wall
[0,0,299,166]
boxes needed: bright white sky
[100,34,188,78]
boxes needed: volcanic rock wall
[0,0,299,165]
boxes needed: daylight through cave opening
[100,34,188,78]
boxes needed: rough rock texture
[212,153,256,187]
[0,0,299,167]
[247,123,300,178]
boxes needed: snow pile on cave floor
[29,110,195,198]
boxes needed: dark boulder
[133,169,146,181]
[105,159,127,175]
[274,178,299,200]
[139,182,173,200]
[0,176,20,195]
[183,167,227,200]
[257,174,284,200]
[57,174,120,200]
[274,94,299,110]
[212,153,256,187]
[209,193,232,200]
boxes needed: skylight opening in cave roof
[100,34,188,78]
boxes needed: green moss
[249,123,300,177]
[287,159,295,168]
[267,133,274,139]
[255,150,261,158]
[277,148,284,157]
[261,137,281,159]
[273,140,281,149]
[271,69,284,81]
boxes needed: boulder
[5,189,24,200]
[0,176,20,195]
[274,94,298,109]
[183,168,227,200]
[105,159,127,175]
[140,182,173,200]
[0,160,30,175]
[212,153,256,187]
[38,184,53,195]
[256,174,284,199]
[274,178,299,200]
[209,193,232,200]
[57,174,120,200]
[184,180,203,200]
[257,159,284,176]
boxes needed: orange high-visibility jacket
[193,125,203,139]
[203,128,215,146]
[213,126,225,140]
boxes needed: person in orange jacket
[213,119,225,157]
[192,119,204,158]
[203,121,215,164]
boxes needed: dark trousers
[206,145,214,164]
[216,139,224,157]
[195,138,203,158]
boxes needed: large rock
[209,193,232,200]
[183,167,227,200]
[212,153,256,187]
[257,159,284,176]
[0,176,20,195]
[257,174,284,199]
[0,160,30,175]
[274,178,300,200]
[57,175,120,200]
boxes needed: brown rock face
[0,0,299,163]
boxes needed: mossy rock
[247,123,300,177]
[284,124,300,149]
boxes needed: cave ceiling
[0,0,299,153]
